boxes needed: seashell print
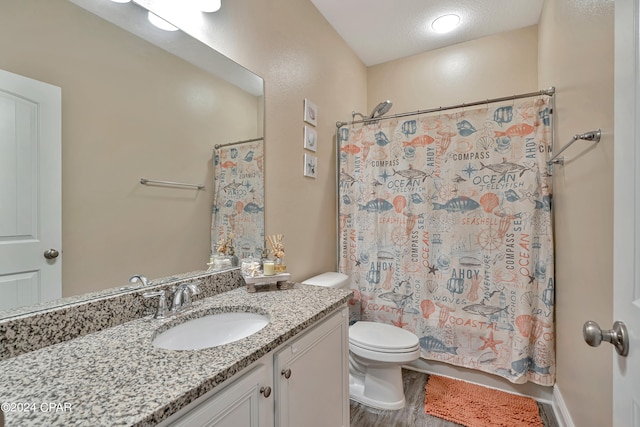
[515,314,533,337]
[425,280,439,293]
[375,131,390,146]
[420,299,436,319]
[392,195,407,213]
[410,193,424,204]
[456,120,477,137]
[521,291,536,306]
[504,189,520,202]
[479,192,500,213]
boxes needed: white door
[613,0,640,425]
[0,69,61,310]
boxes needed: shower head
[351,100,393,123]
[369,100,393,118]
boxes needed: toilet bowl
[302,272,420,410]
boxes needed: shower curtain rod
[336,87,555,128]
[214,136,263,150]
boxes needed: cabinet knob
[260,386,271,398]
[281,368,292,379]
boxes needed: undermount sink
[152,311,269,351]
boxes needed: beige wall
[0,0,261,295]
[538,1,615,426]
[368,26,539,114]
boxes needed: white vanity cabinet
[161,361,274,427]
[160,306,348,427]
[274,307,349,427]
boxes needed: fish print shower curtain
[212,140,264,258]
[339,98,555,385]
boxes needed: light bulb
[198,0,221,12]
[431,14,461,34]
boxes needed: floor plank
[349,369,559,427]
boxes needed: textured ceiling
[310,0,544,66]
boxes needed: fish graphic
[243,151,254,162]
[504,189,520,202]
[377,250,395,260]
[243,202,263,214]
[478,351,498,365]
[220,160,237,169]
[223,180,243,193]
[341,144,361,155]
[494,123,535,138]
[410,193,424,204]
[342,194,352,205]
[358,198,394,213]
[459,256,482,267]
[456,120,477,137]
[433,196,480,213]
[392,166,432,182]
[340,170,356,186]
[379,291,413,306]
[511,357,550,375]
[402,134,435,148]
[479,159,531,177]
[493,106,513,126]
[419,336,458,355]
[462,301,508,317]
[375,132,390,146]
[452,175,467,183]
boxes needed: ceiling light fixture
[431,14,461,33]
[147,11,179,32]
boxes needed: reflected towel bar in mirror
[140,178,205,190]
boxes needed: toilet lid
[349,321,419,352]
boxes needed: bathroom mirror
[0,0,264,319]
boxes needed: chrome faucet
[129,274,150,287]
[171,282,201,313]
[143,290,167,319]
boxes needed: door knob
[583,320,629,357]
[44,249,59,259]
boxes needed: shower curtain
[338,98,554,385]
[211,140,264,259]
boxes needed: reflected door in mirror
[0,69,61,310]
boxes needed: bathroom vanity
[0,277,351,426]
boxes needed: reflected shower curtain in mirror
[338,98,555,385]
[212,141,264,258]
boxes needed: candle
[263,260,275,276]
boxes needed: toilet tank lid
[302,272,350,288]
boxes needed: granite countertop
[0,283,352,426]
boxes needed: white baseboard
[552,385,575,427]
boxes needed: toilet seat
[349,321,420,353]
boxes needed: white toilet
[302,272,420,410]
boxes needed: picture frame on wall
[303,98,317,126]
[303,125,317,152]
[304,153,317,178]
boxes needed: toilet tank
[302,272,350,289]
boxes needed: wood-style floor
[349,369,559,427]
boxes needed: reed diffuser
[267,234,286,273]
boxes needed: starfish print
[479,331,503,354]
[355,260,361,267]
[428,265,439,274]
[528,275,535,284]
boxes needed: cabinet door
[166,363,273,427]
[275,308,349,427]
